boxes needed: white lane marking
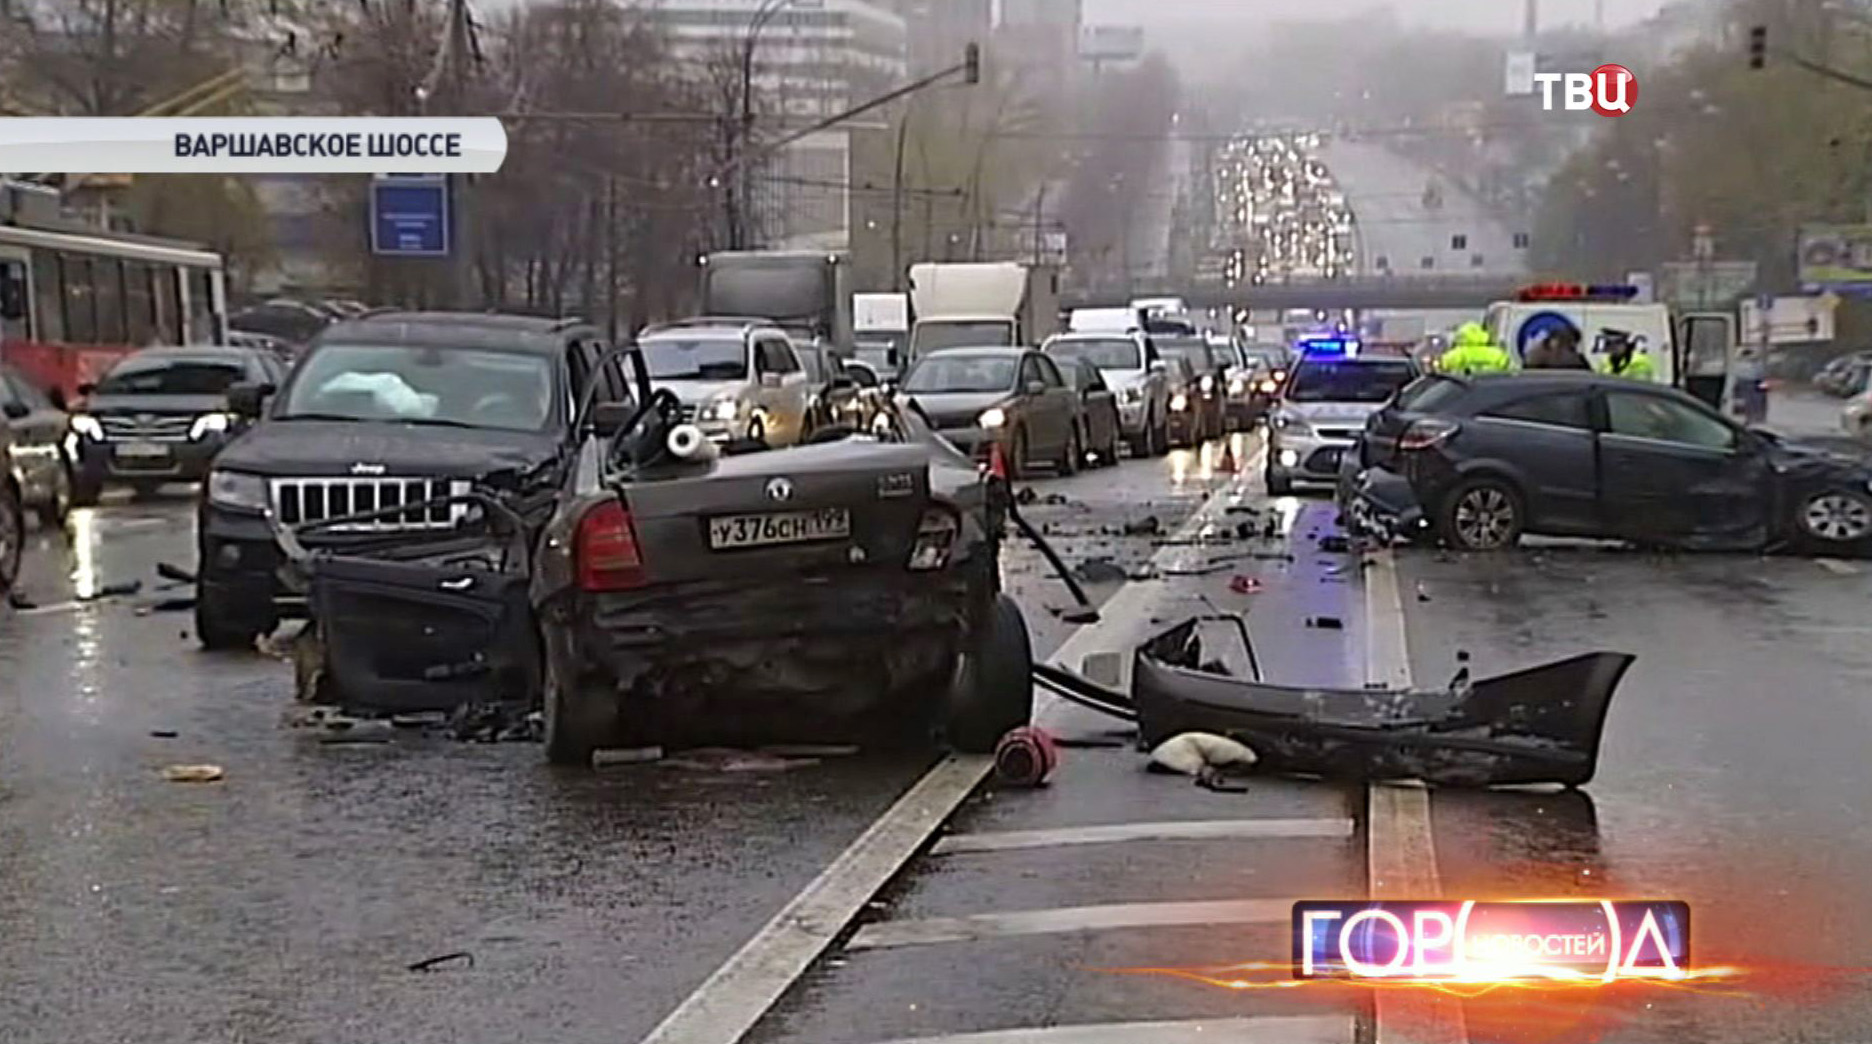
[1362,549,1467,1044]
[637,457,1257,1044]
[845,898,1291,951]
[861,1015,1355,1044]
[15,600,85,617]
[932,817,1353,855]
[638,756,992,1044]
[1816,558,1860,576]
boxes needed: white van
[1482,286,1678,385]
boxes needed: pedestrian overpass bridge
[1063,275,1527,313]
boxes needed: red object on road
[993,726,1059,786]
[1229,575,1263,595]
[987,441,1009,481]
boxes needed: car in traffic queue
[2,363,76,527]
[195,312,629,652]
[1055,355,1123,468]
[1154,333,1227,444]
[1040,331,1170,457]
[1160,355,1206,449]
[1266,340,1420,496]
[636,318,813,447]
[1340,371,1872,555]
[1239,341,1295,419]
[900,347,1083,480]
[527,370,1032,764]
[68,345,288,504]
[792,338,869,434]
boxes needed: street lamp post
[730,0,795,250]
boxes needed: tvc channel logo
[1534,64,1638,117]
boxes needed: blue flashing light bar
[1297,336,1360,358]
[1515,283,1642,303]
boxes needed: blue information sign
[369,174,451,257]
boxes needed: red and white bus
[0,219,230,402]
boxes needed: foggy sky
[1082,0,1676,34]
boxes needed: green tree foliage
[1533,0,1872,285]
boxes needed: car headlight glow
[1274,410,1312,435]
[207,470,268,512]
[1229,377,1247,395]
[978,407,1008,429]
[708,397,743,422]
[1200,375,1216,393]
[70,413,104,440]
[1258,379,1279,394]
[190,412,234,440]
[1171,393,1190,411]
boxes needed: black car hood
[217,419,562,479]
[84,393,229,417]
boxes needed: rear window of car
[1286,360,1417,403]
[1394,375,1466,413]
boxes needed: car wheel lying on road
[1438,476,1525,551]
[946,593,1035,754]
[1795,488,1872,551]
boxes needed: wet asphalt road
[0,437,1236,1044]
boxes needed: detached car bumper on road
[1335,456,1427,541]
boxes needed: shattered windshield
[278,344,557,432]
[640,336,749,381]
[903,355,1018,394]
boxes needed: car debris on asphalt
[161,764,225,783]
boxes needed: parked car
[195,312,629,651]
[1815,350,1872,396]
[901,347,1081,479]
[1161,356,1206,448]
[638,319,812,447]
[1212,338,1259,431]
[1,363,76,526]
[0,415,23,597]
[1041,331,1169,457]
[69,345,288,504]
[1266,351,1420,495]
[1155,335,1226,443]
[1239,342,1294,420]
[1056,356,1122,468]
[1342,371,1872,554]
[1843,386,1872,439]
[791,339,866,434]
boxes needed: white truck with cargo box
[907,262,1061,360]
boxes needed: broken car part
[1132,617,1634,788]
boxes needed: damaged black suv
[195,312,626,649]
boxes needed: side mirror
[2,401,27,420]
[760,372,783,389]
[589,400,636,437]
[1025,380,1047,396]
[225,381,274,419]
[47,387,68,412]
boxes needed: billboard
[1798,224,1872,292]
[1079,25,1144,61]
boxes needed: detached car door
[1597,389,1770,546]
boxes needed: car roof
[1430,371,1710,406]
[918,346,1029,359]
[314,311,589,353]
[117,346,260,363]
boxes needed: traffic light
[964,42,981,84]
[1749,25,1767,69]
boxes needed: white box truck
[907,262,1061,359]
[852,292,910,379]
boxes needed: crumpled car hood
[218,420,561,478]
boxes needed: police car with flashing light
[1265,336,1421,495]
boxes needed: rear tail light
[1399,418,1459,451]
[576,499,646,592]
[907,508,959,571]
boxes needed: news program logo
[1534,64,1638,117]
[1293,900,1690,982]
